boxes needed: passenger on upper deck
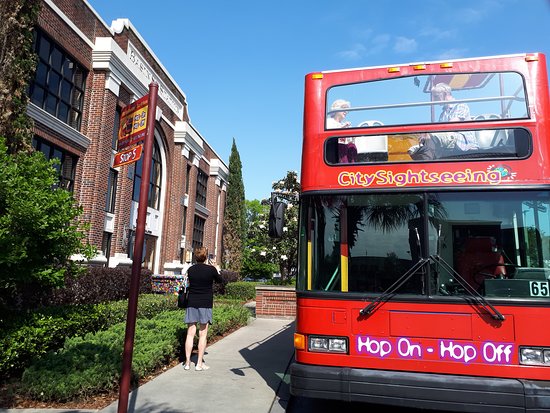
[327,99,357,163]
[327,99,352,129]
[433,82,471,122]
[408,83,478,160]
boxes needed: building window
[192,215,205,249]
[185,164,191,194]
[30,29,87,130]
[105,168,118,213]
[182,206,187,236]
[101,232,112,266]
[132,138,162,209]
[196,169,208,207]
[32,137,77,191]
[112,107,121,150]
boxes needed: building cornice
[174,121,204,159]
[209,159,229,183]
[92,37,148,98]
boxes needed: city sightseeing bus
[283,53,550,412]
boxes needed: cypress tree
[222,138,246,273]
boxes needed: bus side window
[356,121,388,162]
[474,114,505,149]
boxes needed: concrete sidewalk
[1,317,295,413]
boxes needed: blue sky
[87,0,550,201]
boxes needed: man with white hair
[409,83,478,160]
[431,82,471,122]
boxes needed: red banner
[113,144,143,168]
[117,95,149,151]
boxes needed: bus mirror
[269,201,286,238]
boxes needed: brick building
[29,0,228,274]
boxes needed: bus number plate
[529,281,550,297]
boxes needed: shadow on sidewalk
[235,320,295,394]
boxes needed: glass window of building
[112,107,121,150]
[132,138,162,209]
[32,137,77,191]
[196,169,208,207]
[30,30,87,130]
[192,215,205,249]
[105,168,118,213]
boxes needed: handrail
[328,95,524,115]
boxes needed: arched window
[132,137,162,209]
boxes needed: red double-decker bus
[288,53,550,412]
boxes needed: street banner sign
[117,94,149,151]
[113,144,143,168]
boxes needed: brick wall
[255,286,296,319]
[34,0,228,275]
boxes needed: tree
[0,1,94,308]
[241,200,278,279]
[222,138,246,273]
[270,171,300,283]
[0,0,41,154]
[0,138,93,297]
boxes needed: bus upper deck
[301,53,550,192]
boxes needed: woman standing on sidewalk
[184,246,223,371]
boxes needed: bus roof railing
[327,95,524,115]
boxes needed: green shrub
[20,304,250,402]
[213,269,240,296]
[0,267,153,314]
[0,294,177,379]
[47,267,153,306]
[224,281,257,301]
[0,303,110,378]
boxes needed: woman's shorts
[184,307,213,324]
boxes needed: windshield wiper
[359,257,429,316]
[432,224,505,321]
[429,254,505,321]
[360,228,427,316]
[359,225,505,321]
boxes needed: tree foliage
[0,138,93,300]
[270,171,300,282]
[222,138,246,273]
[241,200,278,279]
[0,0,41,154]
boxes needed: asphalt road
[286,396,432,413]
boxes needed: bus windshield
[299,190,550,300]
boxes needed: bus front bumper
[290,363,550,413]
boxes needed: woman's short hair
[194,247,207,263]
[330,99,350,112]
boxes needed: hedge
[0,294,176,379]
[20,304,250,402]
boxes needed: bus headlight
[308,336,348,353]
[519,347,550,366]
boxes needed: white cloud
[369,34,391,55]
[393,36,418,54]
[418,27,456,41]
[436,48,470,60]
[337,43,367,60]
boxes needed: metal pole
[117,82,159,413]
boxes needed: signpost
[116,82,158,413]
[113,144,143,168]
